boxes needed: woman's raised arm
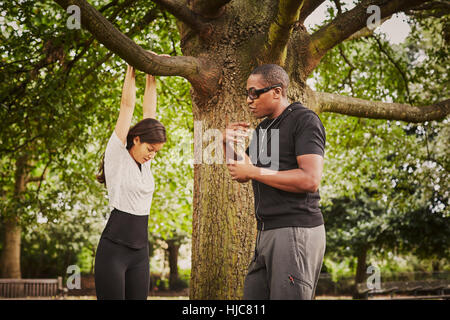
[142,51,170,119]
[143,74,157,119]
[115,64,136,145]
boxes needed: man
[223,64,326,300]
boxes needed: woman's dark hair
[96,118,166,186]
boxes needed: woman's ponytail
[96,152,106,186]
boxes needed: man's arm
[228,111,326,191]
[228,153,323,193]
[251,154,323,193]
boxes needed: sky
[1,1,413,45]
[304,0,412,45]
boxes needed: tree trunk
[190,106,257,299]
[0,154,28,279]
[167,240,180,290]
[0,218,22,278]
[432,260,440,274]
[183,2,311,299]
[353,247,368,299]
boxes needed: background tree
[0,1,193,279]
[322,191,390,298]
[315,2,449,297]
[148,75,193,291]
[1,0,448,299]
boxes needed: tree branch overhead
[54,0,201,79]
[299,0,326,23]
[308,0,430,67]
[263,0,306,66]
[315,92,450,123]
[151,0,213,38]
[189,0,232,18]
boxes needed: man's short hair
[250,64,289,97]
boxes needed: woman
[94,62,166,300]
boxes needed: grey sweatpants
[243,225,326,300]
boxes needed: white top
[104,130,155,216]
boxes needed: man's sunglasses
[246,83,282,100]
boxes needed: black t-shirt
[245,102,326,230]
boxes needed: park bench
[0,277,68,299]
[357,279,450,300]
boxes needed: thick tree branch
[79,8,159,81]
[413,0,450,11]
[334,0,392,42]
[190,0,232,18]
[1,0,141,106]
[308,0,430,63]
[314,91,450,123]
[263,0,306,65]
[345,16,391,41]
[406,1,450,18]
[54,0,201,80]
[151,0,213,37]
[299,0,326,23]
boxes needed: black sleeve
[294,112,326,157]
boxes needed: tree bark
[309,0,430,65]
[0,219,22,279]
[0,154,28,279]
[263,0,305,65]
[299,0,326,23]
[166,240,181,290]
[314,92,450,123]
[353,247,368,299]
[190,112,256,299]
[432,260,440,274]
[183,2,283,298]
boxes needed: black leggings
[94,237,149,300]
